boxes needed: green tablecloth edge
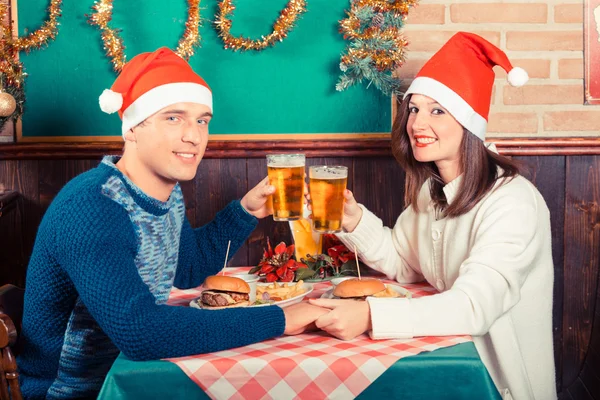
[357,341,501,400]
[98,356,210,400]
[99,342,500,400]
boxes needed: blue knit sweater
[18,157,285,399]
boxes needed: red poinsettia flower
[327,244,356,267]
[252,238,303,282]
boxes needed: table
[99,269,501,400]
[99,342,499,400]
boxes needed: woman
[310,32,556,400]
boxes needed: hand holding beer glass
[308,166,348,233]
[266,154,305,221]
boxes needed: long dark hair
[391,95,521,218]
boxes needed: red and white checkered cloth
[166,267,471,400]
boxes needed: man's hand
[241,177,275,219]
[308,298,371,340]
[282,302,330,335]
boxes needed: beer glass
[309,165,348,233]
[289,211,322,261]
[266,154,305,221]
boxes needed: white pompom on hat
[98,89,123,114]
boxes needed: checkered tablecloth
[166,267,471,400]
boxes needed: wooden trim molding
[1,137,600,160]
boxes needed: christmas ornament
[88,0,202,72]
[0,91,16,117]
[214,0,306,51]
[0,76,25,130]
[336,0,417,96]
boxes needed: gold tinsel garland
[88,0,202,72]
[0,0,63,87]
[214,0,306,51]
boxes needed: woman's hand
[340,189,363,233]
[283,302,330,335]
[308,298,371,340]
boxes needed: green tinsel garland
[337,1,415,96]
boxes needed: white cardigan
[337,174,557,400]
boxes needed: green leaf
[295,268,317,281]
[302,260,317,270]
[248,265,261,274]
[321,255,333,263]
[340,261,359,275]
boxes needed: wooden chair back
[0,284,24,400]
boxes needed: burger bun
[333,278,386,298]
[203,275,250,294]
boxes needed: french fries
[371,286,402,298]
[256,281,306,301]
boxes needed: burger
[199,275,251,309]
[333,278,386,300]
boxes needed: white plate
[255,282,314,308]
[320,283,412,299]
[190,282,313,310]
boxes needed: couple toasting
[19,32,556,400]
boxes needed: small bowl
[330,276,356,287]
[232,273,259,303]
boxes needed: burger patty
[335,295,368,301]
[201,291,249,307]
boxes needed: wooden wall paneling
[246,157,292,267]
[515,155,566,391]
[352,157,406,228]
[0,190,25,287]
[180,181,196,225]
[575,262,600,399]
[578,343,600,399]
[37,160,98,211]
[558,389,575,400]
[563,155,600,391]
[0,194,22,286]
[2,137,600,160]
[563,378,595,400]
[0,160,39,286]
[193,158,249,267]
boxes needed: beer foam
[310,167,347,180]
[266,154,305,168]
[268,163,305,168]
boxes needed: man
[18,47,326,399]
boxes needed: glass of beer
[266,154,305,221]
[289,212,322,261]
[309,165,348,233]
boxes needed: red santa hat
[403,32,528,141]
[98,47,212,136]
